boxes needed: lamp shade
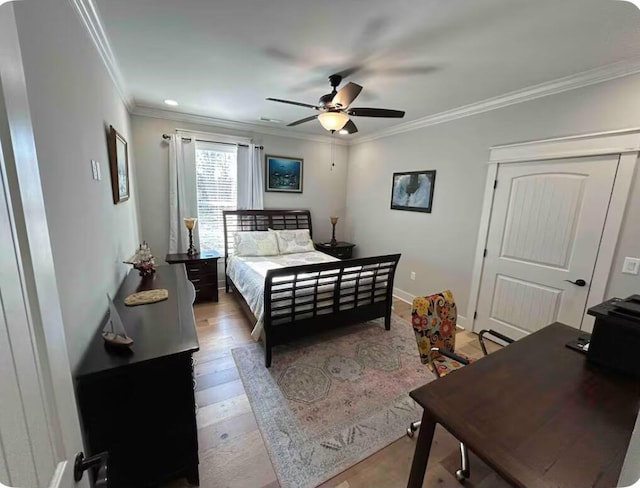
[318,112,349,131]
[183,217,197,230]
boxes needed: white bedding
[227,251,339,339]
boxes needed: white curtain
[168,133,199,253]
[237,143,264,210]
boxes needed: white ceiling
[95,0,640,137]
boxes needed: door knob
[74,451,108,484]
[564,279,587,287]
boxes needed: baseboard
[393,287,468,330]
[392,287,414,305]
[457,315,468,330]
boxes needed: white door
[475,155,619,340]
[0,3,89,487]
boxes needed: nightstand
[165,250,221,302]
[315,241,356,259]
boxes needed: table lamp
[184,217,198,255]
[330,216,339,246]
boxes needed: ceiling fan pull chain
[330,133,335,171]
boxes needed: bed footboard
[262,254,401,367]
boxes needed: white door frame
[468,128,640,334]
[0,2,88,486]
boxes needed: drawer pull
[188,267,200,272]
[191,278,201,283]
[195,288,201,293]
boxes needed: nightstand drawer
[185,259,217,277]
[194,284,218,303]
[187,273,217,287]
[332,249,353,259]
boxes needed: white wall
[620,414,640,487]
[346,74,640,319]
[131,115,349,271]
[14,0,140,370]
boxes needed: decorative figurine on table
[102,294,133,348]
[184,217,198,255]
[330,216,339,247]
[124,241,156,277]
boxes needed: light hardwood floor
[172,292,506,488]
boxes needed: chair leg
[455,442,471,481]
[407,420,421,438]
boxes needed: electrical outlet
[410,271,416,281]
[622,257,640,275]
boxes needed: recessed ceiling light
[338,129,349,135]
[164,99,179,106]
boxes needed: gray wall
[131,115,349,270]
[620,413,640,486]
[346,73,640,320]
[14,0,140,370]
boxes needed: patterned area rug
[231,315,434,488]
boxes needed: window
[195,142,237,251]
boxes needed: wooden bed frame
[223,209,401,367]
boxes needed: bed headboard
[222,209,313,263]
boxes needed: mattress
[226,251,339,339]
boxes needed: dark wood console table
[75,266,200,487]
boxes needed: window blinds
[195,142,238,252]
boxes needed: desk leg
[407,411,436,488]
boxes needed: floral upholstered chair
[411,290,470,377]
[407,289,516,482]
[408,289,472,481]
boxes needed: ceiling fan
[266,74,405,135]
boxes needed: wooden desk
[408,323,640,488]
[75,266,200,487]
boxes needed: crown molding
[351,58,640,145]
[68,0,134,111]
[70,0,640,148]
[131,105,350,145]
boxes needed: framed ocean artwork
[265,155,303,193]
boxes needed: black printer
[586,295,640,377]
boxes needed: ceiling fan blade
[372,66,437,76]
[348,108,405,118]
[266,98,319,110]
[341,120,358,134]
[332,82,363,108]
[287,115,318,127]
[335,65,363,80]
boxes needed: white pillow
[270,229,315,255]
[234,231,279,257]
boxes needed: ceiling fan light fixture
[318,112,349,132]
[338,129,349,135]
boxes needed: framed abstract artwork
[107,125,130,204]
[390,170,436,213]
[265,155,303,193]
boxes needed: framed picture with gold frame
[107,125,130,204]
